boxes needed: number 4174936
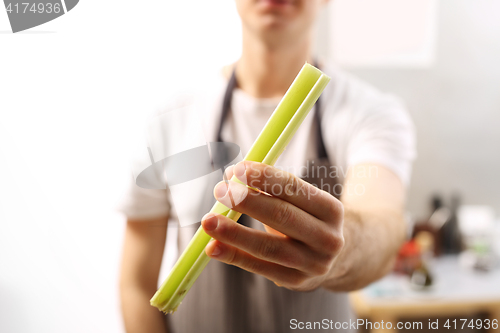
[444,319,498,330]
[5,3,61,14]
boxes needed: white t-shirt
[118,62,416,333]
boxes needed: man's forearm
[121,287,168,333]
[120,217,169,333]
[321,207,407,292]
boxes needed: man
[119,0,416,332]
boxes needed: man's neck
[235,30,313,99]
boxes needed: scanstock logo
[3,0,79,33]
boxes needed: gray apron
[166,65,355,333]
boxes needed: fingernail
[202,214,218,231]
[223,165,234,181]
[234,162,246,179]
[210,244,221,256]
[214,181,228,199]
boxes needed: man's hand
[201,161,345,292]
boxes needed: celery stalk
[150,63,331,313]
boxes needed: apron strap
[217,68,237,143]
[313,84,328,160]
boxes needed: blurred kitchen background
[1,0,499,332]
[319,1,500,331]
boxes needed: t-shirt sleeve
[117,175,171,220]
[116,73,226,221]
[115,99,183,221]
[346,93,417,186]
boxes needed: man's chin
[255,13,293,32]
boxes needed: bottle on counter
[441,193,464,255]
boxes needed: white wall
[0,1,241,332]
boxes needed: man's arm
[321,163,407,291]
[120,217,169,333]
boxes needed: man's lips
[258,0,293,7]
